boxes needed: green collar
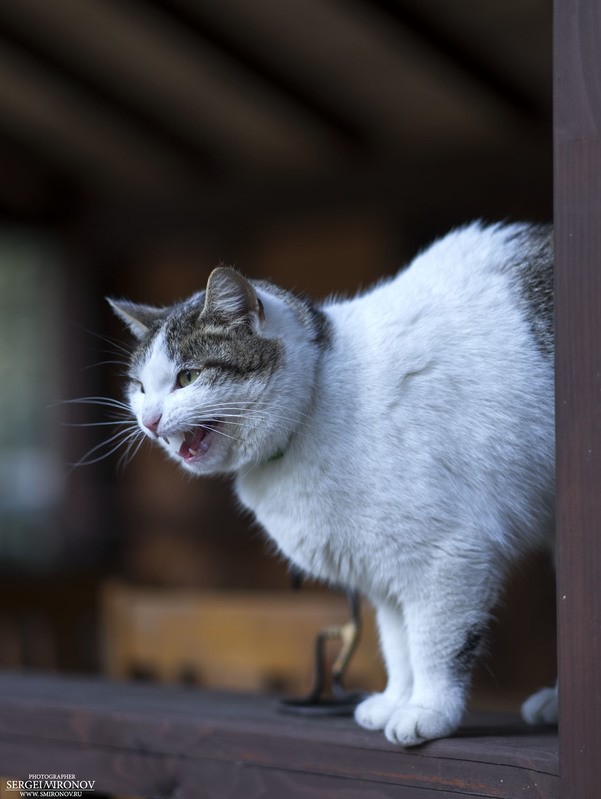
[266,449,285,464]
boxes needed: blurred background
[0,0,555,709]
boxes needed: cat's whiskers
[62,419,135,428]
[117,429,147,471]
[57,396,132,411]
[187,420,239,443]
[183,408,308,443]
[184,397,313,424]
[83,359,131,371]
[184,401,310,431]
[64,394,310,469]
[68,424,142,472]
[248,398,313,420]
[68,321,133,359]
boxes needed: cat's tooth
[188,447,198,457]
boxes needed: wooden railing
[0,672,557,798]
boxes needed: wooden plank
[0,673,558,798]
[554,0,601,797]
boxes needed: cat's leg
[522,542,558,726]
[354,601,412,730]
[383,589,489,746]
[521,682,558,724]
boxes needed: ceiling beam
[0,18,220,181]
[352,0,551,125]
[141,0,370,157]
[0,0,348,172]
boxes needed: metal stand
[280,588,366,716]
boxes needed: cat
[109,221,556,746]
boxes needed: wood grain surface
[0,672,557,798]
[554,1,601,797]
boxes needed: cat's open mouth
[178,421,221,462]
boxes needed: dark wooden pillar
[554,1,601,796]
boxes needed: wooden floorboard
[0,671,558,798]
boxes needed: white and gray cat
[110,221,556,745]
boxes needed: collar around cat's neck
[265,448,285,464]
[262,430,295,466]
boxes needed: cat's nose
[143,414,162,435]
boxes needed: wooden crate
[101,581,385,694]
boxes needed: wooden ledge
[0,671,558,798]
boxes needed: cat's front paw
[384,704,460,747]
[354,692,399,731]
[521,685,558,725]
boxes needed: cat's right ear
[107,298,166,339]
[203,267,265,329]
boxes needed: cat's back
[324,221,553,368]
[316,221,554,494]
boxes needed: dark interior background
[0,0,555,707]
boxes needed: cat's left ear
[203,267,265,328]
[107,298,167,339]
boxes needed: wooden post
[554,1,601,796]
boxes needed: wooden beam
[357,0,550,124]
[0,673,558,798]
[139,0,369,156]
[0,38,190,193]
[0,17,220,181]
[554,0,601,797]
[0,0,341,171]
[166,0,513,154]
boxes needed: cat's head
[109,267,319,475]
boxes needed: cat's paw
[354,692,399,730]
[384,704,460,747]
[521,685,558,725]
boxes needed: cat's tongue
[179,427,208,461]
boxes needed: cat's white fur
[119,222,556,745]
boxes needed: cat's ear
[203,267,265,328]
[107,298,166,339]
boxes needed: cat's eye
[177,369,201,388]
